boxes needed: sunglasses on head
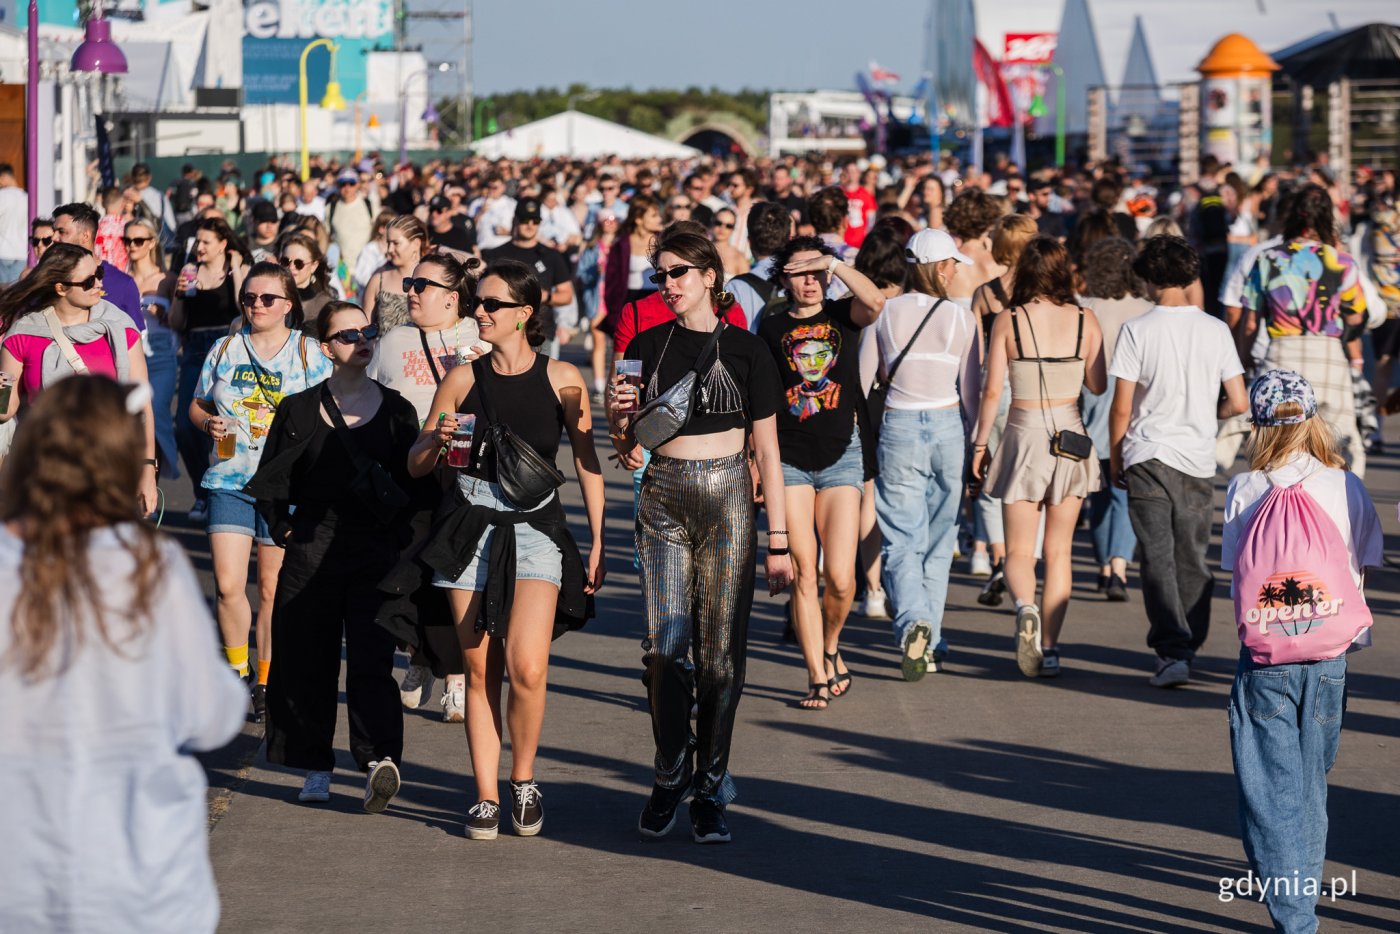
[279,256,310,271]
[402,276,451,295]
[470,296,528,313]
[328,324,381,345]
[648,264,701,286]
[31,235,53,247]
[239,292,288,308]
[63,266,106,290]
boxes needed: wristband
[768,546,790,556]
[203,416,213,435]
[143,458,158,469]
[766,529,787,536]
[827,257,840,275]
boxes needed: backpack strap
[212,335,235,370]
[734,271,777,306]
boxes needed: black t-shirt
[757,298,865,471]
[482,241,571,293]
[430,217,477,254]
[626,321,781,437]
[775,193,810,227]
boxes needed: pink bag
[1233,478,1372,664]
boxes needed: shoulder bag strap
[42,308,91,374]
[419,328,444,385]
[1009,305,1026,359]
[320,382,378,477]
[884,298,943,387]
[1020,309,1062,439]
[1075,307,1086,357]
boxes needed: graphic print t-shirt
[195,330,332,492]
[368,320,482,424]
[758,298,864,471]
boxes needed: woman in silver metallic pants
[608,229,791,845]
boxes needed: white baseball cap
[905,229,973,265]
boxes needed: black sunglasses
[328,324,381,345]
[63,266,106,290]
[648,264,702,286]
[239,292,289,308]
[470,296,529,313]
[30,235,53,247]
[122,235,153,247]
[712,220,735,230]
[402,276,451,294]
[279,256,309,271]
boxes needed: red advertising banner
[1003,32,1058,65]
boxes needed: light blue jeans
[1228,651,1347,934]
[875,408,964,653]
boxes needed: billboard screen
[242,0,394,105]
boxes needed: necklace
[491,353,534,376]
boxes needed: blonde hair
[1143,217,1183,239]
[908,262,950,300]
[990,214,1038,267]
[1246,404,1346,472]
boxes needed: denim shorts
[433,476,564,591]
[206,489,274,545]
[781,428,864,492]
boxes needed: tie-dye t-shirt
[1241,238,1367,339]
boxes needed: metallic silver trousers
[637,452,755,804]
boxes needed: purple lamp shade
[422,103,440,124]
[70,18,128,74]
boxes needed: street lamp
[299,38,345,181]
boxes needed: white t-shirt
[471,196,517,250]
[0,186,27,261]
[1221,455,1383,602]
[1109,304,1244,478]
[368,320,482,425]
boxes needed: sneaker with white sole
[441,680,465,722]
[509,779,544,836]
[969,551,993,578]
[861,586,891,620]
[363,759,401,813]
[925,638,948,673]
[1148,657,1190,688]
[1015,605,1043,678]
[465,800,500,840]
[298,770,332,803]
[977,562,1007,606]
[399,663,434,710]
[900,621,932,683]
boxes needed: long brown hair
[0,377,161,678]
[1010,236,1078,307]
[276,231,330,295]
[0,243,92,332]
[241,260,305,329]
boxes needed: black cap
[514,198,542,223]
[250,200,278,223]
[428,195,451,212]
[1028,178,1054,193]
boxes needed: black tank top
[184,270,238,332]
[462,354,564,482]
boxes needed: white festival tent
[473,111,701,160]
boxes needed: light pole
[1048,62,1066,168]
[25,0,38,248]
[299,39,345,181]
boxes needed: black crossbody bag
[868,297,944,428]
[632,321,725,450]
[321,383,412,525]
[471,360,566,510]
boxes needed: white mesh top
[875,292,982,428]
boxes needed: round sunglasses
[279,256,311,271]
[239,292,290,309]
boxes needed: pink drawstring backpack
[1233,477,1372,665]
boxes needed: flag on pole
[972,40,1014,128]
[869,61,901,85]
[94,115,115,188]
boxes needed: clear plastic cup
[615,360,643,412]
[446,413,476,468]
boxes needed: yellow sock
[224,644,250,678]
[257,657,271,686]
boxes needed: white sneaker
[363,759,401,814]
[969,551,993,578]
[1148,657,1190,688]
[298,770,332,803]
[861,587,891,620]
[1015,605,1043,678]
[399,663,434,710]
[441,679,465,722]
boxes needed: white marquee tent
[473,111,700,160]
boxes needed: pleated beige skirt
[984,405,1101,505]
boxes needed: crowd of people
[0,142,1395,933]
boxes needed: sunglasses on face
[669,201,691,210]
[713,220,735,230]
[279,256,310,271]
[328,324,381,345]
[64,266,106,290]
[122,236,153,247]
[470,296,528,313]
[402,276,451,295]
[31,235,53,247]
[239,292,289,309]
[648,264,701,286]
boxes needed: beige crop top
[1007,306,1086,401]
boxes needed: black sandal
[798,682,830,710]
[825,651,852,698]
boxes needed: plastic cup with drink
[0,373,13,413]
[615,360,643,413]
[179,262,199,298]
[445,413,476,468]
[210,416,236,460]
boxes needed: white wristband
[827,257,840,274]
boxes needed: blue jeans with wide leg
[875,407,964,655]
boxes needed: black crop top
[460,355,565,481]
[183,271,239,332]
[625,321,782,436]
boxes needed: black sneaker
[510,779,544,836]
[638,782,690,840]
[977,562,1007,607]
[1105,574,1129,602]
[690,799,731,844]
[464,800,500,840]
[250,683,267,723]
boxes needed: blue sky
[456,0,1394,97]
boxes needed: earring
[516,320,524,331]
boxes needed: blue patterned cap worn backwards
[1249,369,1317,427]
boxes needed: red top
[843,185,877,249]
[611,291,748,356]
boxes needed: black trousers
[1126,460,1215,661]
[265,516,403,772]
